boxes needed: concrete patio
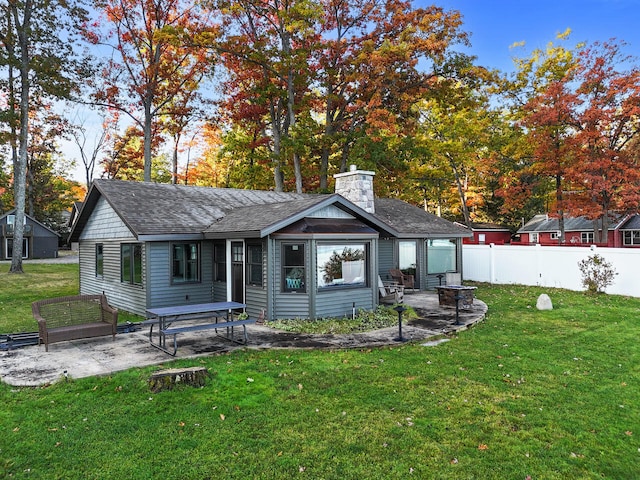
[0,292,487,387]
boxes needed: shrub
[578,254,617,294]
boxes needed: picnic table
[145,301,250,356]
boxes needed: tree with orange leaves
[86,0,212,182]
[314,0,468,190]
[511,32,581,243]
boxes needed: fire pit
[435,285,477,309]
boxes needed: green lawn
[1,268,639,478]
[0,263,140,334]
[0,263,79,333]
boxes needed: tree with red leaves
[567,41,640,241]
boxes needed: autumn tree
[508,31,582,242]
[0,0,89,272]
[208,0,320,192]
[567,40,640,241]
[416,65,498,226]
[87,0,212,182]
[315,0,469,190]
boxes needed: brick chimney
[334,165,376,214]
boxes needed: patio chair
[378,277,404,304]
[389,268,415,291]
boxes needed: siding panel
[378,239,395,282]
[316,288,373,318]
[79,240,147,316]
[147,242,214,309]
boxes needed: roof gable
[0,209,60,237]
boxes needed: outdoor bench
[161,317,258,356]
[32,294,118,352]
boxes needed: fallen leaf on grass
[478,444,488,450]
[625,431,633,436]
[450,458,458,464]
[220,414,225,421]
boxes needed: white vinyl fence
[463,244,640,298]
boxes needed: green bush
[578,253,617,294]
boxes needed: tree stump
[148,366,210,392]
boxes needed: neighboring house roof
[69,179,470,242]
[518,214,625,234]
[0,210,60,237]
[618,214,640,230]
[68,202,83,227]
[454,221,511,232]
[469,222,511,232]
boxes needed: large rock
[536,293,553,311]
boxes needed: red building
[459,222,512,245]
[516,213,640,247]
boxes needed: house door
[231,241,244,303]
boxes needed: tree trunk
[9,0,33,273]
[269,100,284,192]
[283,31,302,193]
[556,174,565,244]
[172,132,181,185]
[143,101,153,182]
[448,155,471,227]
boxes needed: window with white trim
[581,232,594,244]
[623,231,640,245]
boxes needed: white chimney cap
[350,164,357,171]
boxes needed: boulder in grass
[536,294,553,311]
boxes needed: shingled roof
[373,198,470,238]
[517,213,627,234]
[70,179,470,241]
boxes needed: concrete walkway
[0,292,486,387]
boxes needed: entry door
[231,241,244,303]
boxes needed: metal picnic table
[145,301,248,355]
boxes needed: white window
[581,232,594,244]
[530,233,539,243]
[550,232,558,240]
[623,231,640,246]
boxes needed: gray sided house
[69,168,470,319]
[0,210,60,259]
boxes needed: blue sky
[432,0,640,72]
